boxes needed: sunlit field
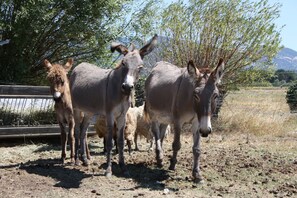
[217,87,297,136]
[0,87,297,197]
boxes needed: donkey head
[187,59,224,137]
[44,58,74,102]
[111,34,158,95]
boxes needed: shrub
[286,81,297,113]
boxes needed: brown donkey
[44,58,75,164]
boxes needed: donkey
[144,59,224,182]
[69,35,158,176]
[44,58,75,164]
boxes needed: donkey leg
[73,110,81,165]
[169,123,181,170]
[68,117,75,164]
[192,121,203,183]
[134,132,139,151]
[59,122,67,164]
[85,134,91,160]
[105,115,115,177]
[103,137,107,154]
[151,121,163,167]
[116,115,129,176]
[160,124,168,147]
[127,140,132,155]
[80,114,91,166]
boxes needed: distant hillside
[274,48,297,71]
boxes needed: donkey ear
[129,43,136,51]
[139,34,158,58]
[111,42,129,55]
[211,58,224,84]
[187,60,200,80]
[64,58,74,72]
[43,59,52,71]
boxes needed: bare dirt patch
[1,133,296,198]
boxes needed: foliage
[286,81,297,113]
[159,0,282,90]
[270,69,297,84]
[237,61,275,87]
[0,0,160,85]
[0,108,56,126]
[134,76,146,107]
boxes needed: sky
[164,0,297,52]
[270,0,297,51]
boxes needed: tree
[237,61,275,87]
[0,0,159,85]
[159,0,282,90]
[272,69,297,83]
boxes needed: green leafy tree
[0,0,159,85]
[159,0,282,89]
[237,61,275,87]
[271,69,297,84]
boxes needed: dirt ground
[0,131,296,198]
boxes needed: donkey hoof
[156,160,163,168]
[82,159,89,166]
[193,177,204,184]
[169,164,176,171]
[105,171,112,178]
[75,159,80,166]
[192,173,204,184]
[70,158,75,166]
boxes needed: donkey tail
[143,102,151,123]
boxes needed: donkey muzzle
[121,83,134,95]
[200,127,212,138]
[53,92,62,102]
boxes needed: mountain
[274,47,297,71]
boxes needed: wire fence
[0,98,56,126]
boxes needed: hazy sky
[164,0,297,51]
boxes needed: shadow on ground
[20,158,92,189]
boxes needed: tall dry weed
[216,87,297,136]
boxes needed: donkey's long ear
[111,42,129,55]
[64,58,74,72]
[43,59,52,71]
[139,34,158,58]
[211,58,224,84]
[187,60,200,81]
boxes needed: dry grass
[1,87,297,197]
[216,87,297,136]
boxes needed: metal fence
[0,85,95,138]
